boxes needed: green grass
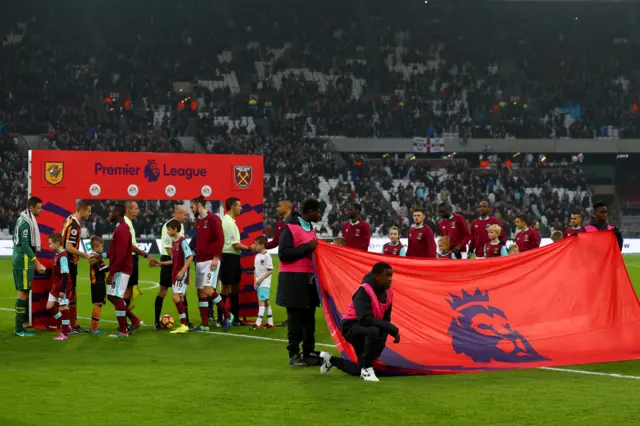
[1,257,640,426]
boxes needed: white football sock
[266,305,273,325]
[256,306,265,326]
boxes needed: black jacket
[276,213,319,309]
[590,221,624,251]
[278,212,315,263]
[341,272,398,337]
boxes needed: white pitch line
[1,305,639,380]
[0,280,160,300]
[537,366,640,380]
[0,306,334,347]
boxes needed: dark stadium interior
[2,0,640,240]
[4,2,640,423]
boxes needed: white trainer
[319,351,333,374]
[360,367,380,382]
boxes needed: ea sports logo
[165,185,176,197]
[89,184,101,197]
[201,185,212,197]
[128,184,139,197]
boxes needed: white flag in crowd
[413,137,445,153]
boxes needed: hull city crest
[45,162,64,186]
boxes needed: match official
[220,197,256,326]
[153,205,190,329]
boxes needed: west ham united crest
[44,161,64,186]
[234,166,252,189]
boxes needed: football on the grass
[160,314,174,329]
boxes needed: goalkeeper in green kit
[12,197,46,336]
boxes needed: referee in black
[152,205,190,329]
[220,197,256,326]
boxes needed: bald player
[266,200,293,250]
[123,201,151,324]
[151,205,191,329]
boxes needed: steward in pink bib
[318,262,400,382]
[276,199,323,367]
[587,201,623,251]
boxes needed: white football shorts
[107,272,130,299]
[195,260,220,290]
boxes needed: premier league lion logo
[144,159,161,183]
[447,288,549,363]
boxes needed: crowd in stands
[0,135,28,232]
[0,1,630,240]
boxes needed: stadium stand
[0,1,633,240]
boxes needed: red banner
[30,150,265,327]
[314,233,640,375]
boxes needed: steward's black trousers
[286,306,316,357]
[331,322,387,375]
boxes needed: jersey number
[12,223,22,245]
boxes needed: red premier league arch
[29,150,264,328]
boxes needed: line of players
[54,198,623,339]
[149,197,276,333]
[333,200,623,257]
[12,194,622,339]
[34,195,274,339]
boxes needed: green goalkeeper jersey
[12,217,36,269]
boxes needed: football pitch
[1,257,640,426]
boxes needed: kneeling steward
[319,262,400,382]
